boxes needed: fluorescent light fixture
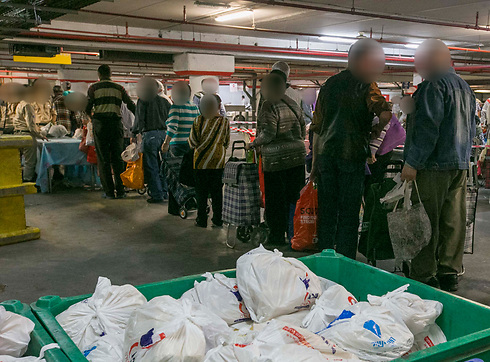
[194,1,230,8]
[319,36,356,44]
[404,43,420,49]
[475,89,490,93]
[215,10,253,22]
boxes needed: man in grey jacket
[402,39,476,292]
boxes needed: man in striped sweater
[161,81,200,215]
[86,65,136,199]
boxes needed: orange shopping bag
[291,182,319,251]
[120,153,144,189]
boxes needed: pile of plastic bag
[52,245,447,361]
[0,306,60,361]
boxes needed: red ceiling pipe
[248,0,490,32]
[21,30,414,63]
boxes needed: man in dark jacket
[311,39,392,260]
[402,39,476,292]
[86,64,136,199]
[132,77,171,203]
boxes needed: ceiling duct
[99,50,173,64]
[9,43,60,57]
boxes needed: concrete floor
[0,188,489,305]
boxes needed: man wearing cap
[311,39,392,260]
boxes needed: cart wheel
[137,187,146,195]
[180,207,188,219]
[237,226,253,243]
[226,224,236,249]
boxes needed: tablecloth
[36,138,94,193]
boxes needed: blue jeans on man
[317,155,365,260]
[143,129,166,201]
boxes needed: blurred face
[261,74,286,102]
[171,83,191,105]
[200,95,220,119]
[64,92,88,112]
[302,88,317,106]
[414,40,451,79]
[137,78,158,102]
[202,78,219,94]
[32,78,53,103]
[351,49,385,84]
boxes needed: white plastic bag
[318,302,414,361]
[302,284,358,333]
[367,284,443,335]
[47,125,68,138]
[121,143,140,162]
[73,128,84,139]
[56,277,146,350]
[0,306,35,358]
[0,343,60,362]
[85,122,95,146]
[409,324,447,353]
[83,333,124,362]
[380,174,404,205]
[236,245,322,323]
[181,273,251,325]
[123,295,230,362]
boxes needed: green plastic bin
[31,250,490,362]
[0,300,69,361]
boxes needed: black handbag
[179,149,195,187]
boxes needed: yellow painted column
[0,135,40,245]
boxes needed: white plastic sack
[408,324,447,354]
[368,284,443,335]
[85,122,95,146]
[83,333,124,362]
[123,295,230,362]
[236,245,322,323]
[73,128,84,139]
[380,174,404,205]
[0,343,60,362]
[47,125,68,138]
[0,306,35,358]
[181,273,251,325]
[318,277,338,292]
[121,143,140,162]
[303,284,358,333]
[318,302,414,361]
[56,277,146,350]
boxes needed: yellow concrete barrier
[0,135,40,246]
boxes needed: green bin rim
[0,299,70,361]
[30,250,490,362]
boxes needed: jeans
[317,155,365,259]
[410,169,467,282]
[17,133,37,181]
[264,165,305,244]
[143,130,166,200]
[194,169,223,227]
[93,118,125,197]
[168,143,191,215]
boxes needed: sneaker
[147,198,164,204]
[438,274,458,292]
[116,192,127,199]
[102,193,115,199]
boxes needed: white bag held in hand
[0,306,35,358]
[83,334,124,362]
[368,284,443,335]
[318,302,414,361]
[85,122,95,146]
[121,143,140,162]
[56,277,146,350]
[123,296,230,362]
[387,181,432,261]
[180,273,251,325]
[47,125,68,138]
[380,174,404,205]
[302,284,358,333]
[0,343,60,362]
[236,245,322,323]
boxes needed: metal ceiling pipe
[20,29,415,63]
[247,0,490,32]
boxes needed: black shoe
[212,220,223,228]
[425,276,441,289]
[438,274,458,292]
[195,221,207,228]
[102,193,115,199]
[147,198,164,204]
[116,192,127,199]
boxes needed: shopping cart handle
[231,140,247,156]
